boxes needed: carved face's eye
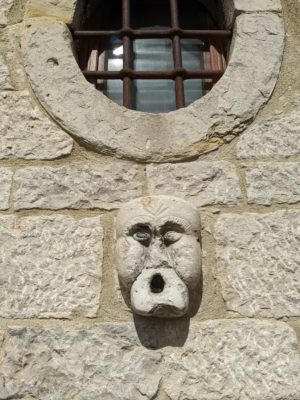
[133,231,151,244]
[129,224,152,246]
[163,231,182,246]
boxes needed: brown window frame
[73,0,231,110]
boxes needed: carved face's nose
[144,239,171,269]
[130,268,189,318]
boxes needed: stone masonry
[0,0,299,399]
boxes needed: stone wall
[0,0,299,399]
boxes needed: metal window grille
[73,0,231,111]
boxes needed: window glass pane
[133,80,175,113]
[185,80,204,106]
[105,37,123,71]
[184,79,213,106]
[133,39,173,71]
[181,39,205,70]
[102,80,123,107]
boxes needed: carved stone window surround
[21,0,284,162]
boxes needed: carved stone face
[116,196,202,318]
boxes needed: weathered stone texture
[0,0,14,27]
[0,324,162,400]
[224,0,282,27]
[0,216,103,318]
[14,163,144,210]
[1,25,28,90]
[0,91,73,159]
[25,0,78,24]
[0,168,12,210]
[147,161,242,207]
[237,110,300,159]
[21,13,283,161]
[1,321,299,400]
[164,320,300,400]
[246,163,300,205]
[214,211,300,318]
[232,0,282,12]
[0,55,13,90]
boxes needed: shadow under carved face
[116,196,202,318]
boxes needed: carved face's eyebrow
[128,223,152,236]
[159,222,185,235]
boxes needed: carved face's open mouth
[150,274,165,293]
[130,267,189,318]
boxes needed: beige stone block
[237,108,300,159]
[0,0,14,27]
[0,324,162,399]
[214,211,300,318]
[0,215,103,318]
[1,25,28,90]
[164,320,300,400]
[147,161,242,207]
[245,163,300,205]
[0,168,12,210]
[14,163,144,210]
[224,0,282,27]
[0,91,73,159]
[0,55,13,89]
[25,0,77,24]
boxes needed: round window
[73,0,230,113]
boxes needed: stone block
[232,0,282,13]
[214,211,300,318]
[0,0,14,27]
[237,109,300,159]
[0,91,73,160]
[14,163,144,210]
[0,55,13,90]
[224,0,282,27]
[0,324,162,400]
[146,161,242,207]
[1,25,28,90]
[164,320,300,400]
[0,168,12,210]
[0,321,299,400]
[0,216,103,318]
[25,0,77,25]
[245,163,300,205]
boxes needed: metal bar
[170,0,185,109]
[74,29,232,39]
[122,0,132,109]
[83,69,224,80]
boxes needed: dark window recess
[73,0,231,113]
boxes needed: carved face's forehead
[116,196,201,238]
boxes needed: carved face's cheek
[116,237,147,284]
[168,235,201,289]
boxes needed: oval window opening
[73,0,231,113]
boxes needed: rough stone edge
[21,9,284,162]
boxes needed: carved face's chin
[130,268,189,318]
